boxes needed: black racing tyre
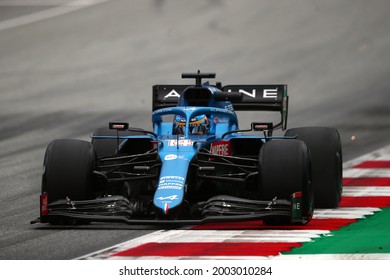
[259,139,313,225]
[42,139,96,203]
[91,127,145,158]
[285,127,342,208]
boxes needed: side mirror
[109,122,129,131]
[108,122,129,153]
[252,122,273,131]
[252,122,273,137]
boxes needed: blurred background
[0,0,389,259]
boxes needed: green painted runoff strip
[286,208,390,254]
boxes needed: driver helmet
[175,114,209,134]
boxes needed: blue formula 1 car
[32,72,342,226]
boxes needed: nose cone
[153,152,192,215]
[154,174,183,214]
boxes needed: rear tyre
[285,127,342,208]
[259,139,313,225]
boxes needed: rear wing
[152,84,288,130]
[223,85,288,130]
[152,85,190,111]
[222,85,287,111]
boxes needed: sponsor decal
[224,104,234,111]
[164,90,180,99]
[177,155,189,161]
[153,107,174,115]
[291,192,303,221]
[41,193,48,216]
[227,88,279,99]
[158,185,182,190]
[238,89,256,98]
[156,195,179,201]
[160,176,185,181]
[162,86,280,99]
[167,139,193,147]
[210,141,231,156]
[263,88,278,99]
[158,176,185,190]
[209,108,235,115]
[164,154,178,160]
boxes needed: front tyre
[42,139,96,203]
[259,139,313,225]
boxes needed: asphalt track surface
[0,0,389,259]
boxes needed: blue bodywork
[92,81,288,216]
[152,103,239,214]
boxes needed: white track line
[0,0,98,5]
[0,0,109,31]
[155,229,330,243]
[78,230,169,259]
[77,229,330,259]
[313,207,380,219]
[343,144,390,169]
[343,168,390,178]
[342,187,390,196]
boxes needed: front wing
[31,193,308,225]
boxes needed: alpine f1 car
[32,72,342,226]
